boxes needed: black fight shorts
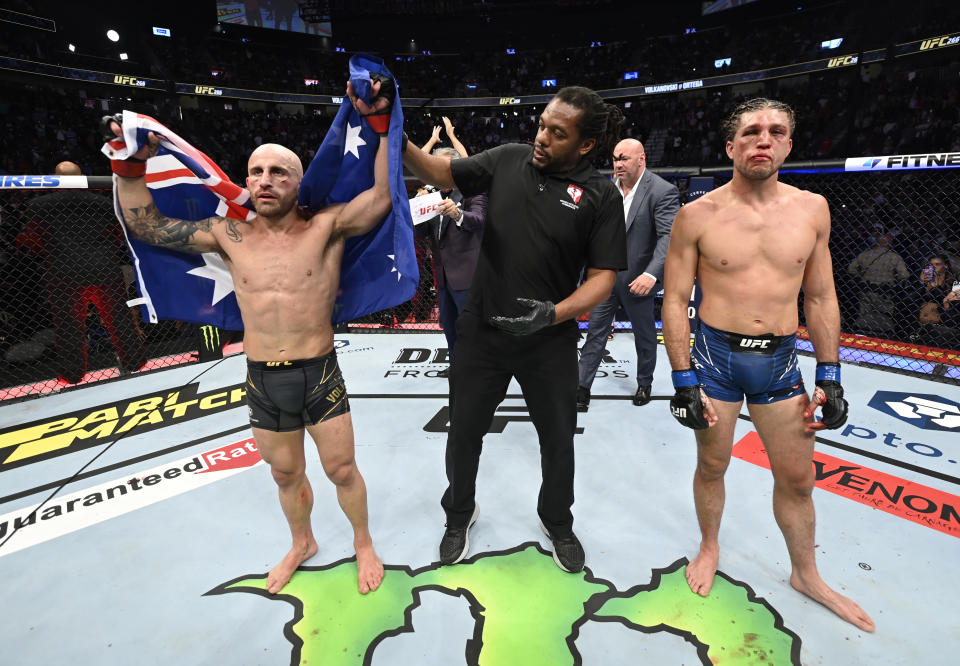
[245,350,350,432]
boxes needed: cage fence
[2,160,957,401]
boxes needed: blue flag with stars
[299,54,417,324]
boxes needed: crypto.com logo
[868,391,960,431]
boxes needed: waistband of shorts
[247,349,337,371]
[699,321,796,350]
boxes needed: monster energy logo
[200,325,221,352]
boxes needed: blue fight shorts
[691,322,805,404]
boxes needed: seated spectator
[916,299,960,349]
[918,254,955,303]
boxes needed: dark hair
[929,254,952,273]
[722,97,796,142]
[554,86,624,162]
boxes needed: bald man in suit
[577,139,679,410]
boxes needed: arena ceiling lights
[106,29,120,42]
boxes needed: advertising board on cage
[845,152,960,172]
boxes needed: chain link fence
[3,162,957,401]
[707,166,960,382]
[0,185,212,400]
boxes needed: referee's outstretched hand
[489,298,555,336]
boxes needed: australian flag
[102,54,415,329]
[300,54,417,323]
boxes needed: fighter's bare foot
[266,539,318,594]
[685,545,720,597]
[790,571,875,632]
[355,538,384,594]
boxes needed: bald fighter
[662,98,874,632]
[106,78,395,595]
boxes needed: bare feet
[685,545,720,597]
[355,537,384,594]
[266,539,318,594]
[791,571,875,632]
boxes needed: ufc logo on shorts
[740,338,771,349]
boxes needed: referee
[402,87,627,572]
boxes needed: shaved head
[54,161,82,176]
[248,143,303,179]
[611,138,646,188]
[614,138,644,154]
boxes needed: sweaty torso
[693,182,819,336]
[216,209,344,362]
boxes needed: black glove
[814,362,848,429]
[488,298,555,335]
[363,72,396,135]
[101,113,147,177]
[670,370,710,430]
[101,113,124,143]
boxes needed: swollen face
[246,148,302,219]
[728,109,793,181]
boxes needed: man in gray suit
[577,138,679,410]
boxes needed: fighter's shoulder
[781,182,827,210]
[675,189,722,223]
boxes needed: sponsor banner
[174,82,340,105]
[0,55,165,90]
[797,327,960,366]
[896,32,960,56]
[0,438,262,557]
[733,431,960,538]
[868,391,960,432]
[844,152,960,172]
[0,382,247,471]
[0,175,89,189]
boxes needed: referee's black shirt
[451,143,627,336]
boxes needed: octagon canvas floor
[1,332,958,665]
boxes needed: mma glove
[670,369,710,430]
[101,113,147,178]
[489,298,555,336]
[814,362,848,429]
[363,72,396,135]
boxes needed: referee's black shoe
[439,503,479,565]
[540,522,585,573]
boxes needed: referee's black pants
[440,311,579,538]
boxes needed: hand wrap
[670,370,710,430]
[814,362,848,429]
[364,72,396,135]
[101,113,146,177]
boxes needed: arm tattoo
[123,202,214,251]
[224,218,248,243]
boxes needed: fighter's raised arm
[105,118,223,254]
[332,74,398,237]
[331,134,391,238]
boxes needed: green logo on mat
[206,543,800,665]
